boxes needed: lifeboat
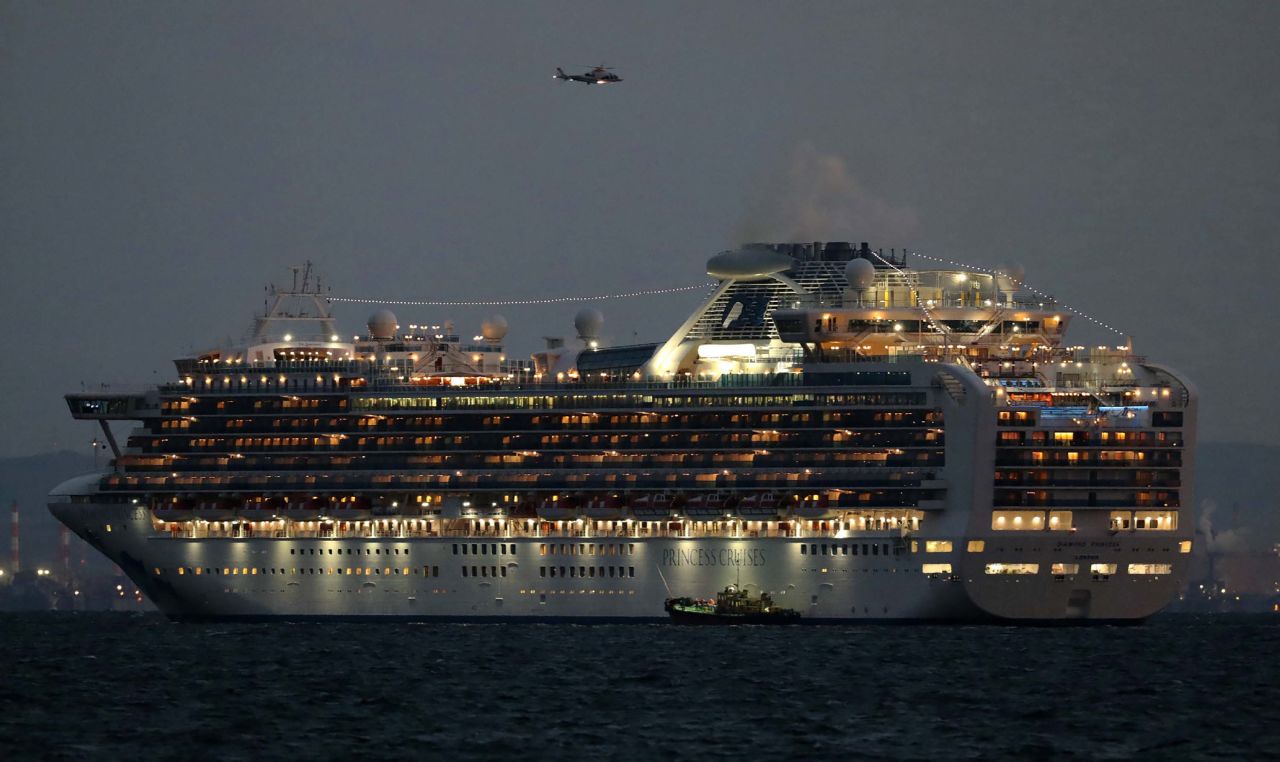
[371,499,402,517]
[583,494,624,520]
[537,497,577,521]
[281,497,322,521]
[509,500,538,519]
[238,497,280,522]
[194,498,236,521]
[630,493,673,520]
[791,493,834,519]
[684,493,729,520]
[329,495,372,520]
[735,492,782,520]
[152,497,193,522]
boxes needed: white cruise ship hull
[50,501,1188,623]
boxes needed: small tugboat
[664,585,800,624]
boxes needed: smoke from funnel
[1198,499,1248,554]
[735,142,920,244]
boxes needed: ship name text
[661,547,766,567]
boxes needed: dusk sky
[1,2,1276,457]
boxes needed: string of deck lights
[329,282,716,307]
[906,250,1128,338]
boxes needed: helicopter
[554,65,623,85]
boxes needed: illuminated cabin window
[985,563,1038,575]
[1090,563,1117,576]
[1109,511,1132,530]
[1053,432,1074,443]
[1050,563,1079,575]
[1128,563,1173,575]
[967,540,985,553]
[992,511,1045,530]
[921,563,952,575]
[1179,540,1193,554]
[1048,511,1073,530]
[925,541,953,553]
[1134,511,1177,530]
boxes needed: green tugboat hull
[664,591,801,625]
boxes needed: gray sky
[1,1,1276,457]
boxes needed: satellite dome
[845,258,876,290]
[574,307,604,340]
[367,308,398,340]
[995,262,1026,286]
[480,314,509,342]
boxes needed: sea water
[1,613,1275,760]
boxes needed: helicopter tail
[555,67,567,80]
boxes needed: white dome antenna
[481,314,509,343]
[574,307,604,344]
[995,262,1025,285]
[845,258,876,306]
[367,308,398,340]
[845,258,876,289]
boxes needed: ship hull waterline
[50,501,1186,624]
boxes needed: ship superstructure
[50,245,1196,622]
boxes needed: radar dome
[367,308,398,340]
[845,258,876,290]
[480,314,509,342]
[574,307,604,340]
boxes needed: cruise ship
[49,244,1197,622]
